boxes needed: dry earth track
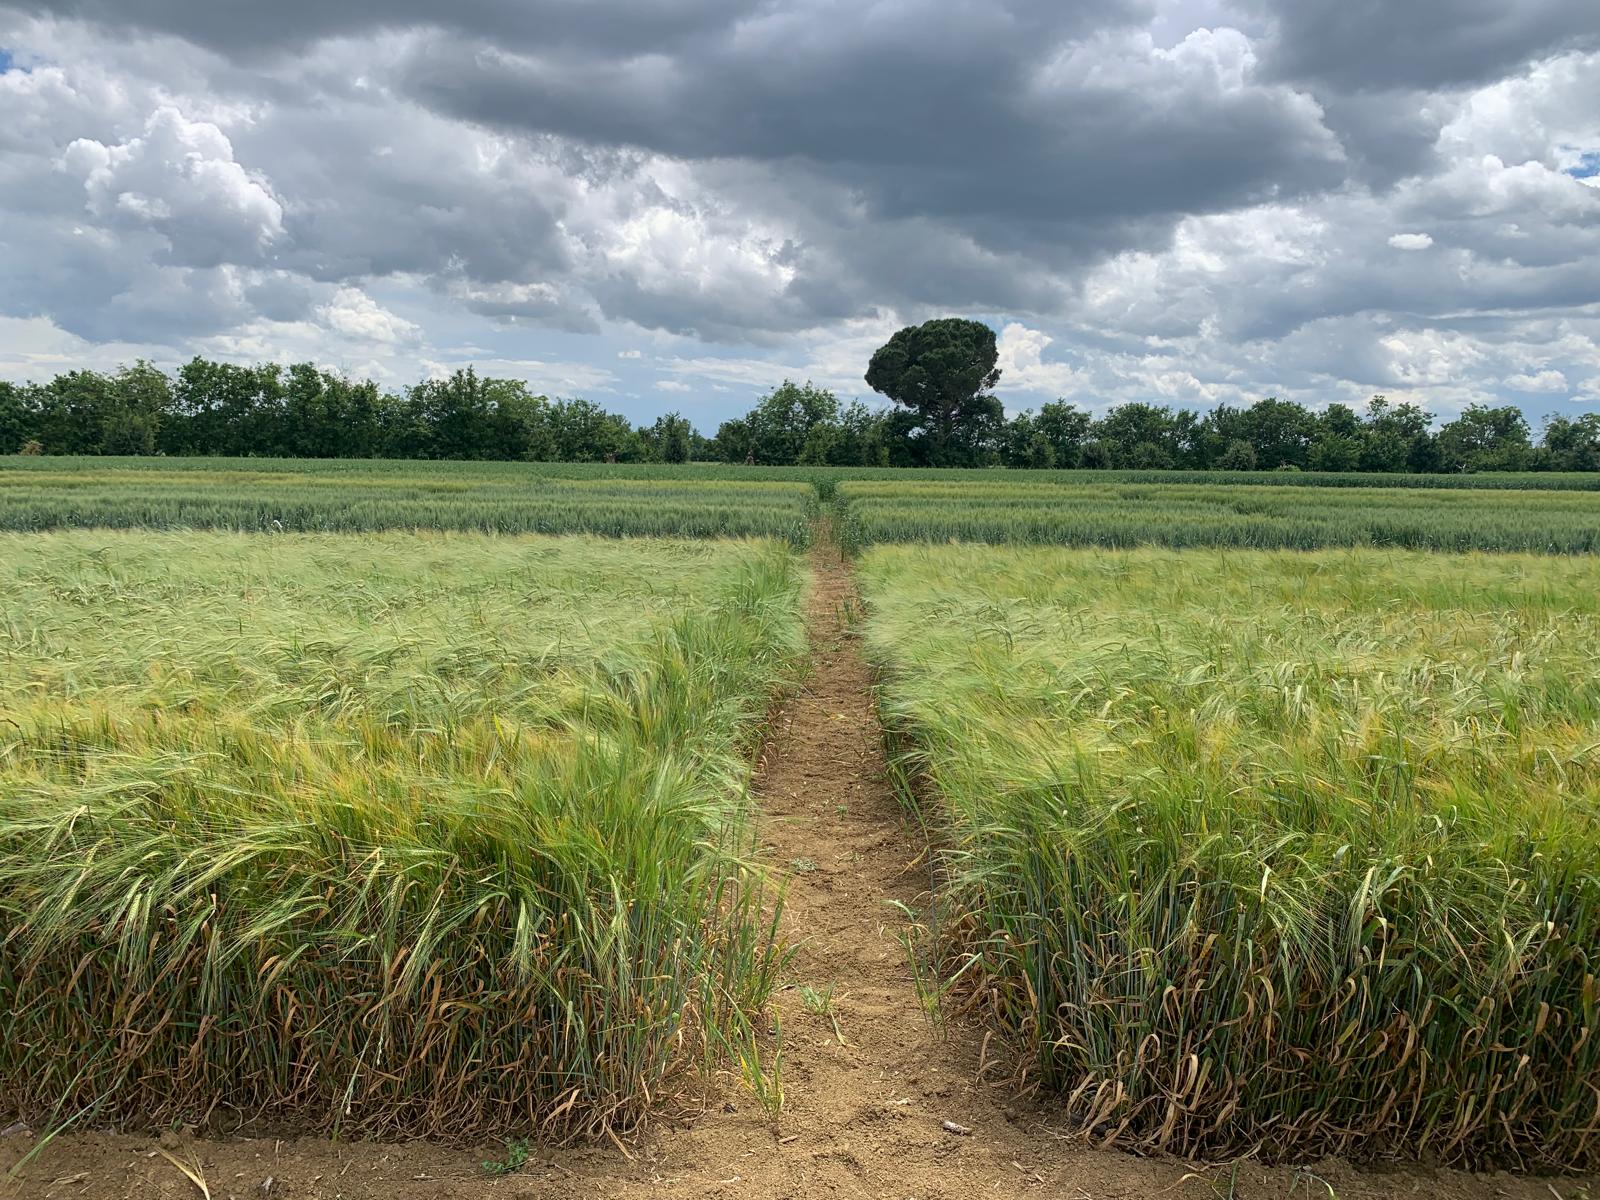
[3,529,1590,1200]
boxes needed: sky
[0,1,1597,432]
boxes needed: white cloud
[0,315,165,381]
[654,355,797,392]
[997,322,1084,399]
[419,356,619,395]
[59,105,283,266]
[1380,328,1488,386]
[317,287,420,345]
[1,8,1598,430]
[647,316,901,402]
[1504,368,1568,392]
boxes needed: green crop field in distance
[0,530,806,1138]
[5,458,1600,552]
[5,454,1600,490]
[0,460,818,543]
[835,478,1600,553]
[859,543,1600,1168]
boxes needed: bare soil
[3,534,1591,1200]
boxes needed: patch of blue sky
[1563,149,1599,179]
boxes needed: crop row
[859,543,1600,1168]
[7,454,1600,490]
[836,479,1600,553]
[0,467,817,544]
[0,531,805,1137]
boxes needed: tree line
[0,361,693,464]
[716,382,1600,472]
[2,351,1596,473]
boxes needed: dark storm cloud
[16,0,1328,246]
[3,0,1599,415]
[396,8,1344,239]
[1248,0,1600,92]
[1311,92,1446,187]
[258,131,572,286]
[8,0,1162,58]
[296,0,1346,337]
[4,0,1345,321]
[395,0,1140,164]
[1,0,755,56]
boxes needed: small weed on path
[481,1139,530,1177]
[797,983,848,1046]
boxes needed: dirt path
[3,534,1589,1199]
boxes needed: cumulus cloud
[59,105,284,266]
[317,287,420,345]
[1,0,1599,424]
[1504,368,1569,392]
[997,323,1084,399]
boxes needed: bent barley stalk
[859,544,1600,1170]
[0,531,805,1139]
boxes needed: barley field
[0,531,805,1138]
[860,544,1600,1168]
[3,458,1599,1174]
[0,461,817,544]
[835,478,1600,553]
[4,458,1600,554]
